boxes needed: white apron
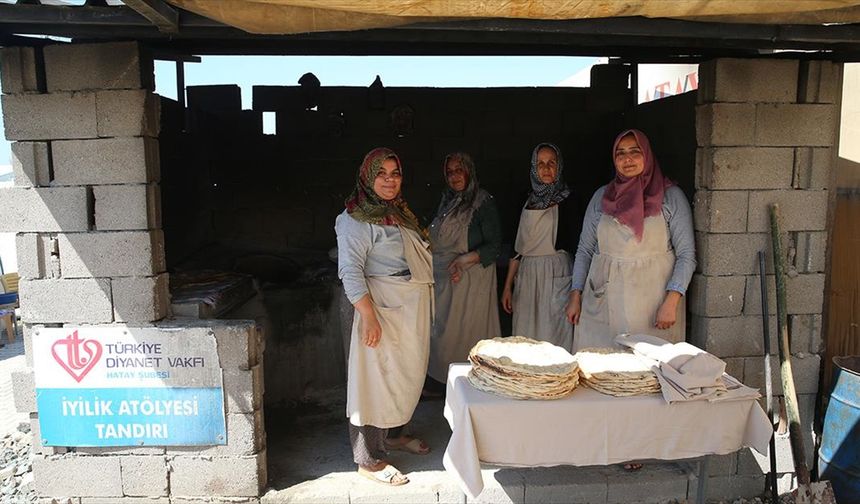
[512,205,573,351]
[347,227,433,428]
[573,214,686,352]
[427,199,500,382]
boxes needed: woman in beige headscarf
[335,147,433,486]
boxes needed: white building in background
[637,64,699,103]
[558,60,699,104]
[0,165,16,274]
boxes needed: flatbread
[467,336,580,400]
[574,347,660,397]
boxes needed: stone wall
[1,42,267,503]
[691,58,841,499]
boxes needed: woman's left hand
[447,252,479,284]
[655,291,682,330]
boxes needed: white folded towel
[615,333,760,403]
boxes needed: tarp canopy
[167,0,860,35]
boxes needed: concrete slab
[260,388,695,504]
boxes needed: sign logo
[51,330,102,383]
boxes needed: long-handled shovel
[759,250,779,502]
[769,204,836,504]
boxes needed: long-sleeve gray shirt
[335,210,409,304]
[571,185,696,294]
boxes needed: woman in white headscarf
[501,143,582,351]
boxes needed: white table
[443,363,773,500]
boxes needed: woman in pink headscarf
[565,129,696,351]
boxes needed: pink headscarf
[601,129,674,241]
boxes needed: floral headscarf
[526,143,570,210]
[601,129,674,241]
[435,152,480,218]
[344,147,426,238]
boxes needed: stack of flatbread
[468,336,580,400]
[574,347,661,397]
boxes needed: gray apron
[347,227,434,428]
[428,198,500,382]
[512,205,573,351]
[573,214,686,352]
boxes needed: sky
[0,55,596,167]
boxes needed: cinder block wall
[691,58,841,500]
[1,42,267,503]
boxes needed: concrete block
[747,190,828,232]
[695,232,769,276]
[467,468,524,504]
[20,278,113,324]
[755,104,837,147]
[793,147,832,189]
[12,369,35,413]
[16,233,45,279]
[96,89,160,137]
[11,142,51,187]
[52,137,160,186]
[224,365,264,413]
[75,446,165,456]
[23,324,38,367]
[707,453,738,476]
[743,273,826,316]
[744,354,821,395]
[272,481,350,504]
[0,46,40,94]
[57,230,165,278]
[33,455,123,497]
[605,463,687,502]
[37,498,80,504]
[119,455,168,496]
[168,451,266,497]
[44,42,148,92]
[790,314,824,354]
[690,315,777,358]
[93,184,161,231]
[112,273,170,323]
[693,190,748,233]
[697,59,798,103]
[214,321,260,370]
[688,274,746,317]
[696,103,755,147]
[170,499,259,504]
[698,147,794,190]
[793,231,827,273]
[1,92,97,140]
[798,60,841,104]
[693,474,765,501]
[81,499,169,504]
[168,411,264,457]
[0,187,90,233]
[519,466,607,503]
[723,357,745,382]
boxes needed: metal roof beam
[122,0,179,33]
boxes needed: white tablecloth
[443,363,773,498]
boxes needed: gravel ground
[0,422,36,504]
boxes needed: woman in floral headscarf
[501,143,582,351]
[566,129,696,351]
[335,147,433,486]
[425,152,502,395]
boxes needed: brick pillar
[691,58,841,499]
[1,42,266,502]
